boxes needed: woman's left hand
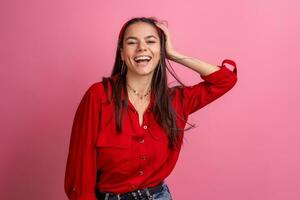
[155,22,178,61]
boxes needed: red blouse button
[141,155,147,160]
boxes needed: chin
[129,65,157,76]
[128,68,154,77]
[136,70,154,77]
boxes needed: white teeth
[134,55,151,62]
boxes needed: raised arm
[155,22,238,116]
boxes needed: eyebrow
[125,35,158,41]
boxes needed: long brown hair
[102,17,194,150]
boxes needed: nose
[137,41,147,51]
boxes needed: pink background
[1,0,299,199]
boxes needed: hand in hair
[155,22,178,61]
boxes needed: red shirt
[64,59,237,200]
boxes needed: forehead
[124,22,159,39]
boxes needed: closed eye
[127,41,156,45]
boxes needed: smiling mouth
[135,60,150,66]
[133,56,152,66]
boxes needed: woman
[64,17,237,200]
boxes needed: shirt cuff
[200,59,237,82]
[200,65,233,82]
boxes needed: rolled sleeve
[181,59,238,116]
[64,83,102,200]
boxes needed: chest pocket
[96,130,132,174]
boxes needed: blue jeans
[152,182,173,200]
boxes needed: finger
[155,23,168,33]
[154,22,163,28]
[155,22,167,29]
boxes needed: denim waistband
[96,182,164,200]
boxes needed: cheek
[152,55,160,66]
[155,46,161,57]
[154,50,161,61]
[123,46,135,56]
[151,45,160,55]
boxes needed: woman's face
[120,22,161,78]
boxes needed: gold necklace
[127,83,151,100]
[127,88,150,113]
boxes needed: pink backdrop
[1,0,299,199]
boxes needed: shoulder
[83,81,106,104]
[168,85,184,96]
[87,81,105,93]
[85,75,117,103]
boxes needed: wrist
[168,51,183,61]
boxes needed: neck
[126,73,153,94]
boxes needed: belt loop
[145,188,153,200]
[104,193,109,200]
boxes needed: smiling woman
[120,22,162,127]
[120,22,161,78]
[64,16,238,200]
